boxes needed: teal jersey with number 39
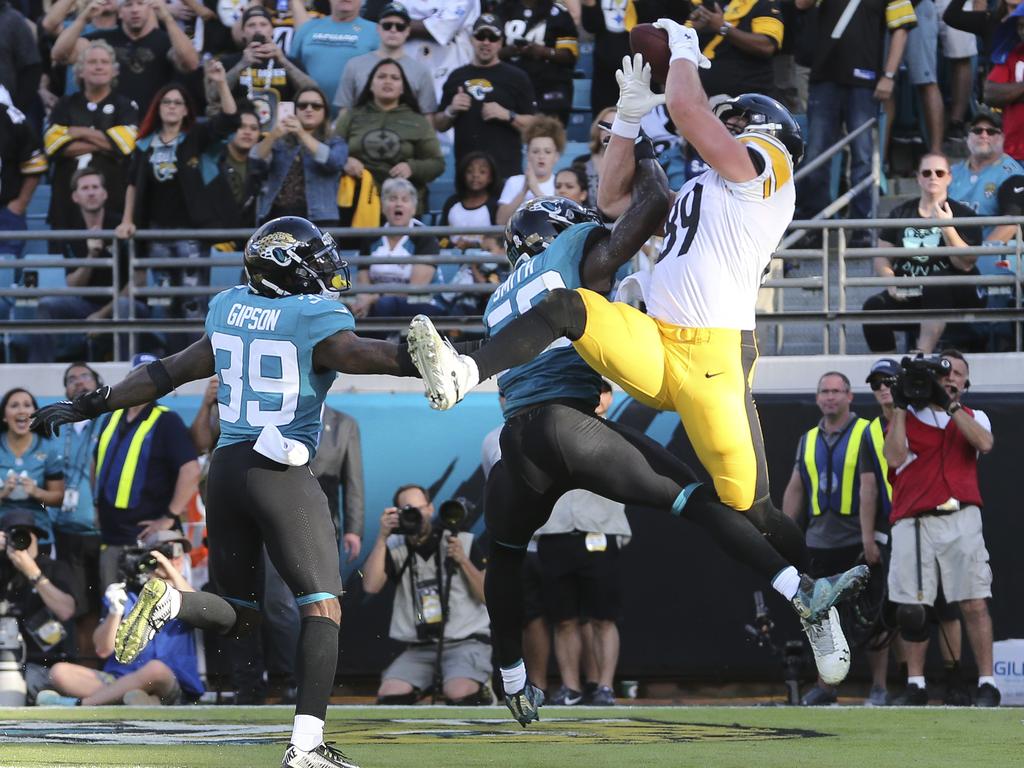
[484,222,604,418]
[205,286,355,455]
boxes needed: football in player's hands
[629,24,670,85]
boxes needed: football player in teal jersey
[32,216,423,768]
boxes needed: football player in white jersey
[406,27,869,684]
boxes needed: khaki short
[888,505,992,605]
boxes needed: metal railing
[2,214,1022,358]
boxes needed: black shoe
[548,685,583,706]
[800,685,838,706]
[581,681,599,704]
[890,683,928,706]
[281,742,359,768]
[974,682,1001,707]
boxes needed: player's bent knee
[538,288,587,340]
[299,595,341,624]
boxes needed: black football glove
[30,386,112,437]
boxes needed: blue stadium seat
[576,41,594,78]
[572,79,592,111]
[559,141,591,170]
[568,111,591,143]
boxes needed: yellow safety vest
[801,417,870,517]
[95,405,168,509]
[868,416,893,506]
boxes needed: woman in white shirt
[496,115,566,224]
[351,177,442,319]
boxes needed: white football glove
[653,18,711,70]
[615,53,666,124]
[105,581,128,615]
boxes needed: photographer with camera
[37,530,203,706]
[883,350,999,707]
[0,510,77,705]
[362,484,492,705]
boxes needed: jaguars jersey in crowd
[484,221,604,417]
[645,132,795,331]
[205,285,354,454]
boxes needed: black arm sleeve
[942,0,990,36]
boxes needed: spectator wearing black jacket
[580,0,631,114]
[117,61,238,322]
[200,105,262,249]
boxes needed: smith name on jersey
[206,285,354,455]
[484,222,605,417]
[646,132,795,331]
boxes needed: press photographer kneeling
[0,510,76,705]
[363,484,492,705]
[883,350,1000,706]
[36,531,204,706]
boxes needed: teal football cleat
[791,565,870,623]
[505,683,545,727]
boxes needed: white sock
[772,566,801,601]
[501,659,527,694]
[166,585,181,619]
[291,714,325,752]
[908,675,926,689]
[978,675,996,688]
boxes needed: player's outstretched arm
[581,147,670,292]
[31,336,216,437]
[313,331,420,376]
[655,19,757,183]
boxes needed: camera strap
[914,517,924,603]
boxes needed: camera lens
[9,528,32,551]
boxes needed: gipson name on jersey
[226,304,281,331]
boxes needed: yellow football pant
[572,288,770,511]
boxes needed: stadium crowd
[0,0,1013,714]
[0,0,1020,361]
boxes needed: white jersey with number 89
[645,133,795,331]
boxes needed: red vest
[889,407,984,523]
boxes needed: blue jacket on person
[252,135,348,223]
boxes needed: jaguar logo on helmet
[243,216,351,299]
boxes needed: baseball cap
[865,358,900,383]
[473,14,503,36]
[242,5,272,25]
[378,2,410,22]
[969,109,1002,130]
[0,509,48,540]
[142,529,192,553]
[130,352,159,371]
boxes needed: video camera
[743,591,805,705]
[893,354,952,409]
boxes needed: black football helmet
[243,216,351,298]
[505,196,603,268]
[715,93,804,165]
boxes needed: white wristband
[610,116,641,139]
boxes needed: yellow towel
[337,169,381,228]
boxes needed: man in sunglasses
[949,110,1024,243]
[436,13,538,180]
[862,151,985,354]
[334,3,437,119]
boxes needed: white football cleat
[407,314,479,410]
[281,743,359,768]
[802,606,851,685]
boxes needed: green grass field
[0,704,1019,768]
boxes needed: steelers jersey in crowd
[43,92,138,227]
[495,0,579,116]
[645,133,794,330]
[694,0,785,98]
[0,103,48,208]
